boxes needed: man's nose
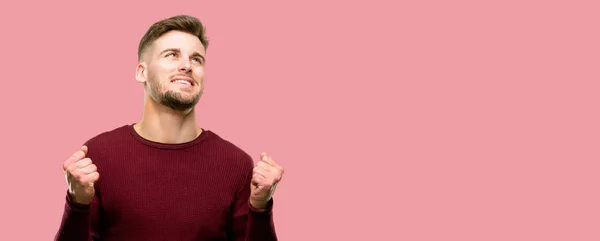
[178,58,192,72]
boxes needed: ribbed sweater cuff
[248,198,274,215]
[65,191,91,213]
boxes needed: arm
[230,170,278,241]
[54,191,101,241]
[230,152,283,241]
[55,144,101,241]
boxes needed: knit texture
[55,124,277,241]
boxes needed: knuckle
[72,173,81,180]
[70,151,82,160]
[73,160,83,167]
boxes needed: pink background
[0,0,599,240]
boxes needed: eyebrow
[159,48,205,62]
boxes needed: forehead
[151,30,206,55]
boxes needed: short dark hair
[137,15,209,61]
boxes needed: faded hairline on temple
[137,15,209,62]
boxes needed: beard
[147,73,203,112]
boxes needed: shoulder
[204,130,256,190]
[79,124,132,162]
[204,130,254,168]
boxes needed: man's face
[138,30,206,111]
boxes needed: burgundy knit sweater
[55,124,278,241]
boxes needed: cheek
[156,62,177,74]
[153,65,174,80]
[193,68,205,80]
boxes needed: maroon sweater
[55,124,278,241]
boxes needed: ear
[135,62,147,83]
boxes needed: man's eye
[192,57,202,63]
[166,53,177,57]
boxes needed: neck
[134,93,202,144]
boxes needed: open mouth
[171,78,194,86]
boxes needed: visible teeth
[174,80,190,85]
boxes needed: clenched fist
[62,145,99,205]
[250,152,284,210]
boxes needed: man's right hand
[62,145,99,205]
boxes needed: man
[55,15,284,241]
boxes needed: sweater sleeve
[54,190,101,241]
[230,166,278,241]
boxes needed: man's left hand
[250,152,284,210]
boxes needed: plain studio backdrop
[0,1,599,240]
